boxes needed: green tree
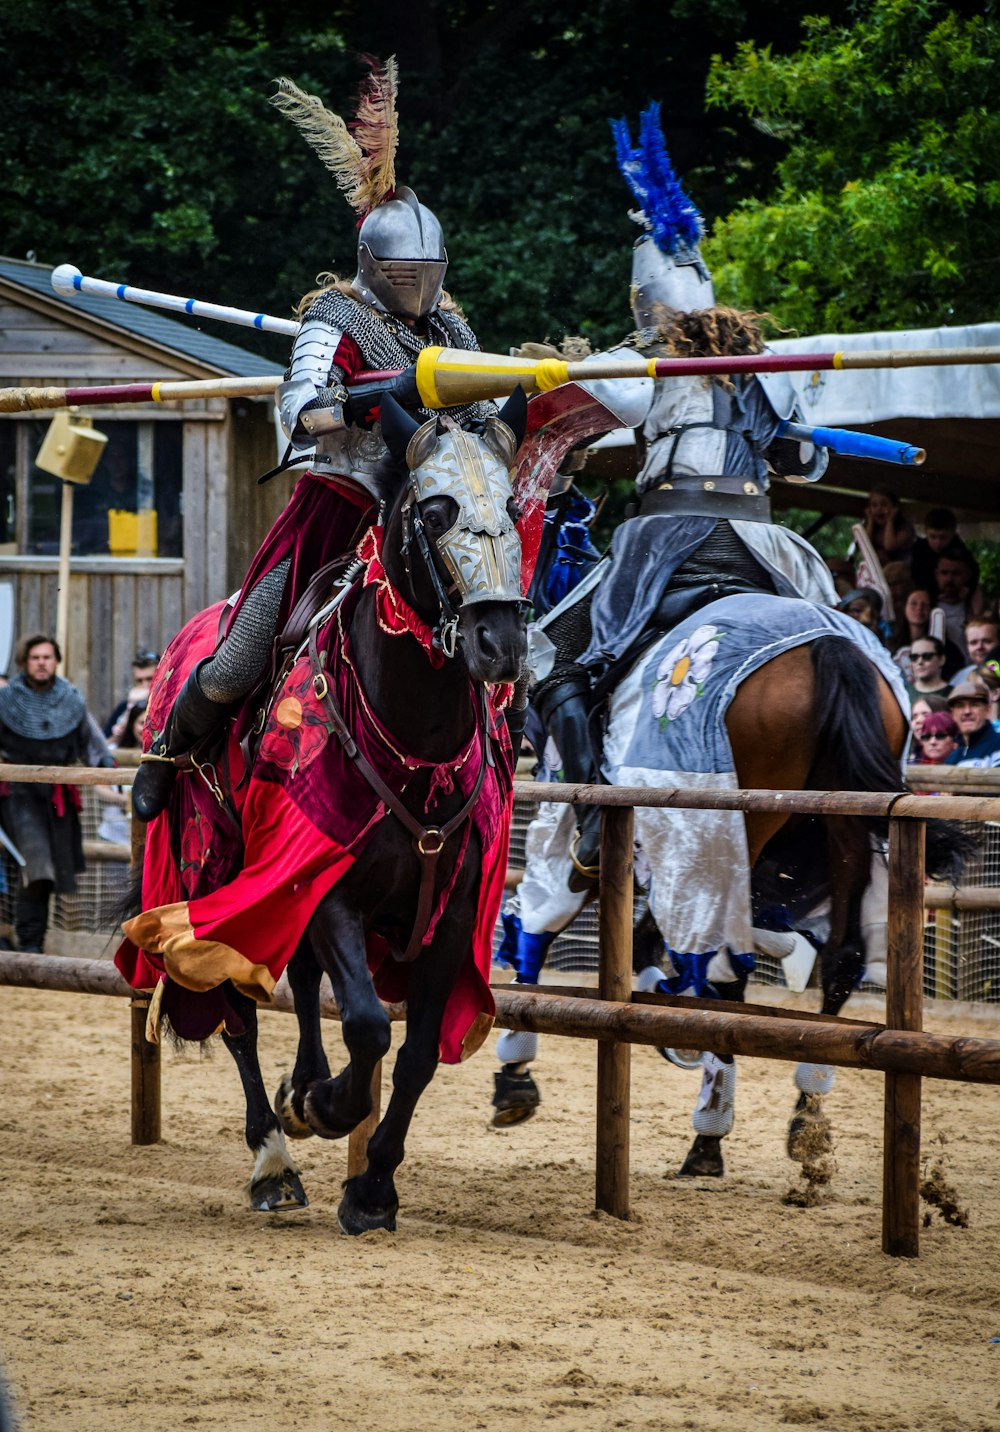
[702,0,1000,334]
[1,0,833,357]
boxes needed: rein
[358,525,446,666]
[306,604,493,963]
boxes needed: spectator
[0,633,115,952]
[97,695,147,846]
[910,507,981,603]
[950,618,1000,687]
[906,636,950,703]
[934,545,979,659]
[103,647,159,739]
[907,693,950,764]
[891,587,931,669]
[915,711,959,765]
[945,683,1000,769]
[863,484,916,566]
[838,588,886,641]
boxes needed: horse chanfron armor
[407,423,522,606]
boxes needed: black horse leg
[300,889,392,1141]
[273,937,331,1140]
[338,926,468,1235]
[220,985,308,1211]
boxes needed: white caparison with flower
[651,624,721,725]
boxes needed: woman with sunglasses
[915,711,959,764]
[905,636,951,704]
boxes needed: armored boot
[535,666,602,889]
[132,663,232,821]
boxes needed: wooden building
[0,256,295,721]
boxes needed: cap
[133,648,160,666]
[947,682,990,705]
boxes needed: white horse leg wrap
[794,1062,836,1096]
[692,1052,736,1136]
[496,1029,539,1066]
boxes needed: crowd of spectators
[829,497,1000,771]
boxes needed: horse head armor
[383,389,527,616]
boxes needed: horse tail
[807,635,904,800]
[112,867,144,933]
[807,634,973,883]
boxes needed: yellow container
[109,509,158,557]
[35,411,108,484]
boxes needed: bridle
[398,479,462,660]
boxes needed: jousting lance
[50,263,300,337]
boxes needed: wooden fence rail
[3,763,1000,1256]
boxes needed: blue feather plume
[610,101,704,256]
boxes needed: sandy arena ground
[2,975,1000,1432]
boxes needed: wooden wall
[0,274,290,717]
[3,557,184,722]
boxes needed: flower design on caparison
[651,625,721,726]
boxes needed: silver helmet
[355,186,448,321]
[631,233,715,330]
[612,103,715,327]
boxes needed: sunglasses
[911,652,938,661]
[922,733,953,741]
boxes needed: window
[0,423,14,551]
[24,419,183,557]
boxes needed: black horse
[123,393,529,1233]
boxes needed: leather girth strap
[307,617,492,962]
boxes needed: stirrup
[569,829,600,882]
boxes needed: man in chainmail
[133,72,496,820]
[0,633,115,952]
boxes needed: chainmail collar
[0,673,86,741]
[306,291,495,427]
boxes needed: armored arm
[576,344,656,429]
[275,317,350,450]
[756,369,830,483]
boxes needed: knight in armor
[531,103,836,879]
[133,60,495,820]
[491,105,837,1128]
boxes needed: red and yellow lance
[3,342,1000,415]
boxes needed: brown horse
[502,608,959,1174]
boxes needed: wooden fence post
[596,804,633,1219]
[883,817,925,1257]
[130,996,161,1145]
[128,815,160,1145]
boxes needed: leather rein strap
[307,617,492,962]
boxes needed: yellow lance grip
[414,347,570,409]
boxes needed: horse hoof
[337,1179,398,1235]
[273,1074,314,1140]
[249,1169,309,1212]
[678,1135,725,1178]
[303,1086,361,1141]
[491,1066,540,1127]
[787,1093,833,1164]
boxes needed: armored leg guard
[691,1052,737,1137]
[794,1062,836,1097]
[132,663,231,821]
[496,1029,539,1066]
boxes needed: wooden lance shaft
[3,344,1000,414]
